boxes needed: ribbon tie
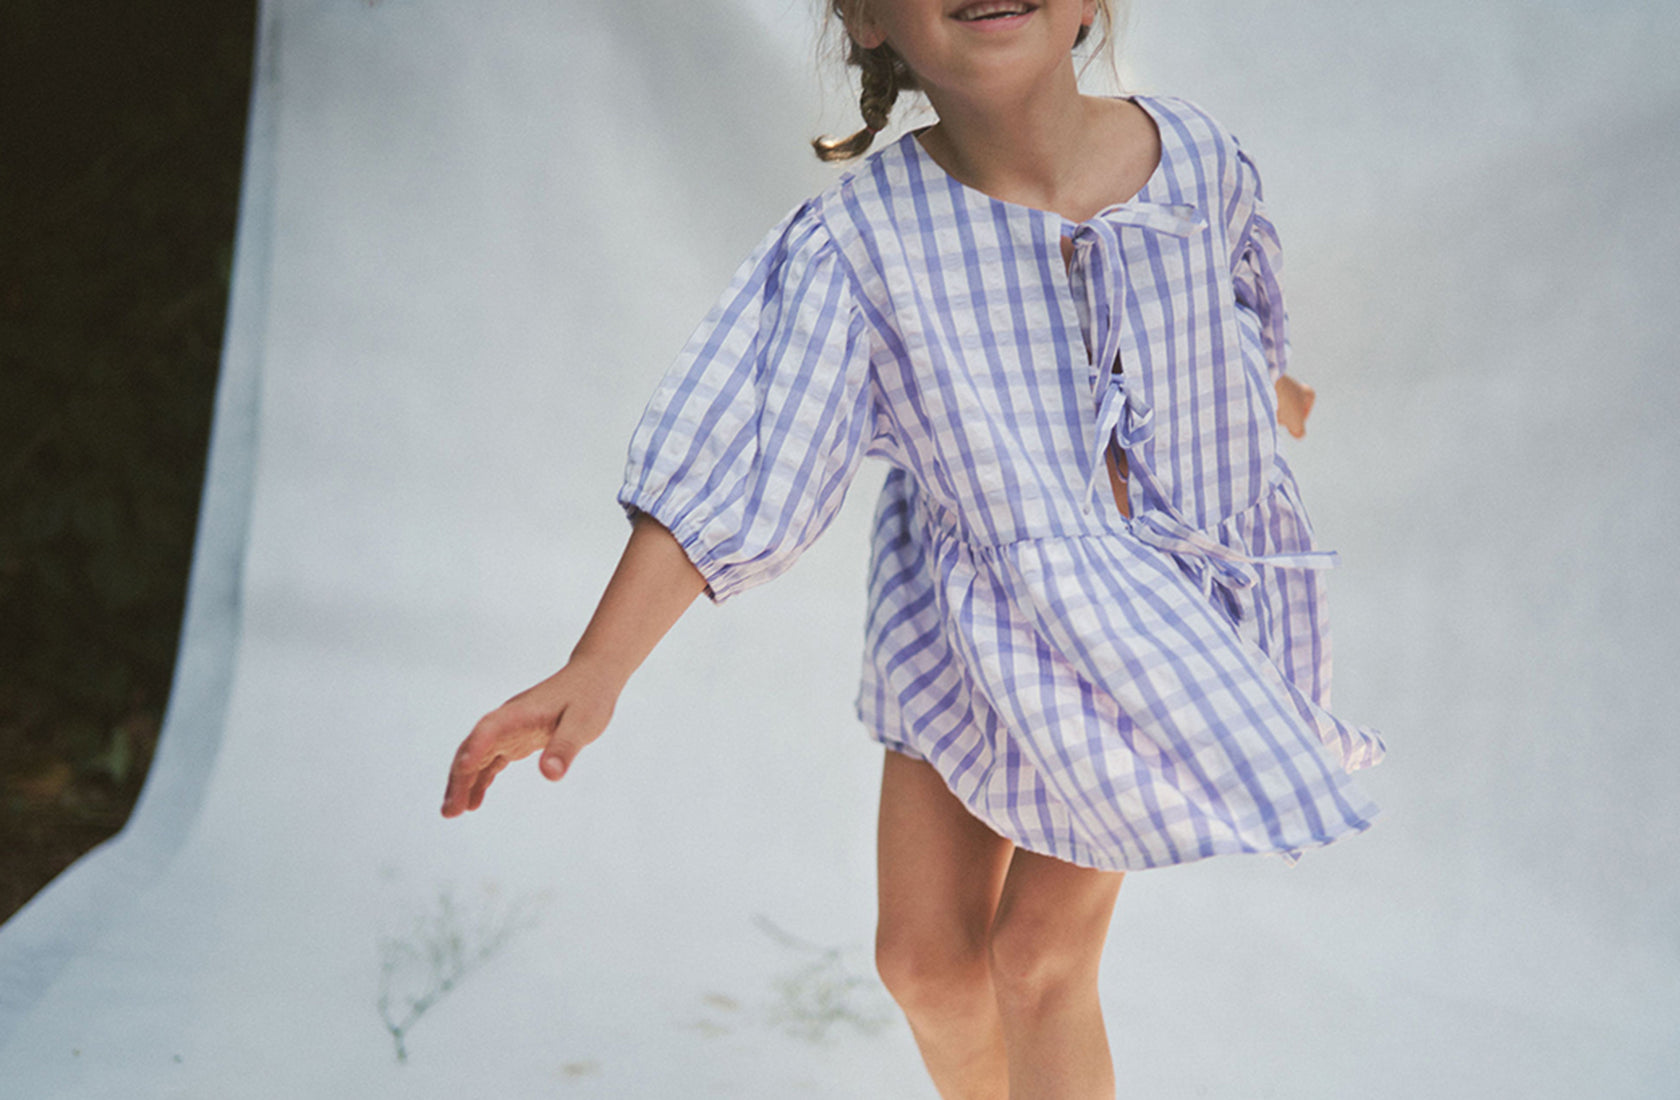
[1065,203,1204,513]
[1081,370,1154,514]
[1129,509,1338,622]
[1060,202,1330,622]
[1062,203,1205,373]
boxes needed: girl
[443,1,1384,1096]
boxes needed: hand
[1275,374,1316,439]
[441,659,621,817]
[441,512,705,818]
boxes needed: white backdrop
[2,1,1676,1095]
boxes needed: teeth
[954,2,1032,20]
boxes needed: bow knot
[1059,201,1324,624]
[1061,203,1207,374]
[1128,510,1337,622]
[1081,371,1154,514]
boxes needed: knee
[875,928,991,1020]
[987,908,1104,1014]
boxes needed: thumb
[540,724,582,781]
[536,689,614,782]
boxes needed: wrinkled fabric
[619,94,1384,871]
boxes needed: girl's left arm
[1230,138,1316,440]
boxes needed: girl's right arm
[440,511,707,817]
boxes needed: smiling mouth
[951,2,1039,22]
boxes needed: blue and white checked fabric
[618,94,1385,870]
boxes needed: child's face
[845,0,1095,99]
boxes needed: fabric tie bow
[1062,202,1205,377]
[1063,202,1332,622]
[1064,203,1203,514]
[1128,510,1337,621]
[1080,370,1154,514]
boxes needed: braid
[812,42,910,162]
[857,45,903,133]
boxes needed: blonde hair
[812,1,1124,162]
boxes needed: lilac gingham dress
[618,94,1385,871]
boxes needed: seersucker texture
[618,94,1385,871]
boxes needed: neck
[917,65,1093,209]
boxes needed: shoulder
[763,133,926,299]
[721,164,894,325]
[742,185,853,283]
[801,133,918,243]
[750,147,896,269]
[1135,94,1245,162]
[1135,93,1269,247]
[1135,93,1265,193]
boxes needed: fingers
[440,708,581,814]
[441,755,509,818]
[467,755,508,811]
[441,719,507,817]
[441,675,615,814]
[441,741,482,818]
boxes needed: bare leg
[876,750,1014,1099]
[989,848,1124,1100]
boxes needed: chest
[921,215,1211,388]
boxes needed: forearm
[567,512,708,690]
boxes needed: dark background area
[0,3,255,922]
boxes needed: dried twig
[752,914,894,1043]
[377,884,546,1063]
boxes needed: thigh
[877,749,1015,954]
[992,847,1124,971]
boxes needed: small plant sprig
[752,914,894,1043]
[377,884,546,1063]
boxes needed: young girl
[443,2,1384,1095]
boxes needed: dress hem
[862,714,1380,874]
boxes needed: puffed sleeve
[616,199,877,604]
[1229,142,1291,383]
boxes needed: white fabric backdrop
[2,1,1676,1095]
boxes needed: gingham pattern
[619,95,1384,871]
